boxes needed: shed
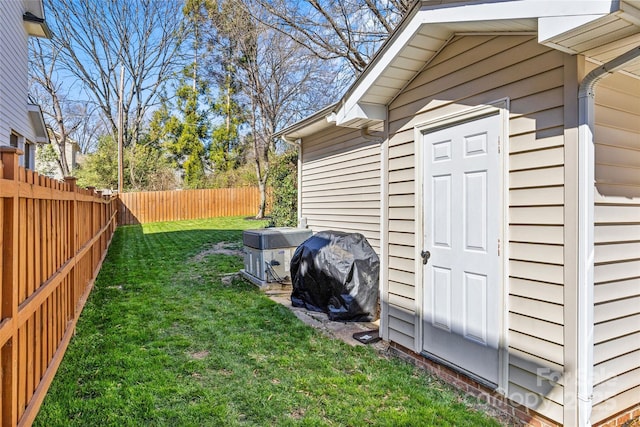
[276,1,640,425]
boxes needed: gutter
[576,44,640,427]
[273,103,338,141]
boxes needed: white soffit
[27,103,49,143]
[539,1,640,78]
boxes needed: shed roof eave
[280,0,633,142]
[28,103,50,144]
[274,103,338,142]
[23,11,52,38]
[336,0,621,125]
[539,1,640,56]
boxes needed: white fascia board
[415,0,618,24]
[338,0,618,125]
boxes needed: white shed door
[421,112,502,387]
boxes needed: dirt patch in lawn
[188,350,210,360]
[190,242,243,261]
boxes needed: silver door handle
[421,250,431,265]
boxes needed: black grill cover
[290,231,379,321]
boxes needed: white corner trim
[498,99,511,397]
[297,139,303,228]
[413,119,426,355]
[380,106,390,342]
[576,89,595,427]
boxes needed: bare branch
[44,0,188,152]
[364,0,394,33]
[246,0,408,76]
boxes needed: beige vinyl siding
[590,70,640,425]
[301,127,381,252]
[386,35,566,422]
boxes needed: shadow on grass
[34,217,502,427]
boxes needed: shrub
[268,149,297,227]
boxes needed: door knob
[421,250,431,265]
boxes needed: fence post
[64,177,78,319]
[1,147,21,426]
[86,187,95,271]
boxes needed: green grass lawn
[35,217,501,426]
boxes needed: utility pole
[193,15,198,92]
[117,64,124,193]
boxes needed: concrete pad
[264,285,387,352]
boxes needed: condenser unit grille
[243,227,311,250]
[241,227,312,287]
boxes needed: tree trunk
[256,176,267,219]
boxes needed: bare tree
[248,0,410,75]
[68,103,107,154]
[44,0,188,186]
[196,0,338,217]
[30,37,78,176]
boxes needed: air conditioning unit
[241,227,312,287]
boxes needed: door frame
[413,99,510,394]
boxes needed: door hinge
[497,136,501,154]
[498,238,501,256]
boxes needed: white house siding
[0,1,34,145]
[300,126,381,253]
[36,140,79,180]
[386,35,567,422]
[590,70,640,425]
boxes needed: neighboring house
[35,131,81,179]
[0,0,50,168]
[276,1,640,426]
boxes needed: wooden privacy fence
[0,147,118,426]
[118,187,262,225]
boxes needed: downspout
[576,45,640,427]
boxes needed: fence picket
[0,147,118,426]
[1,176,266,425]
[117,187,262,225]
